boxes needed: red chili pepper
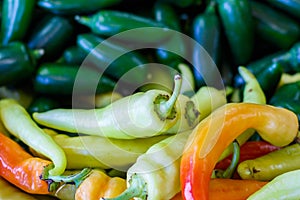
[216,141,281,170]
[0,132,51,194]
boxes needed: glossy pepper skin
[75,169,126,200]
[27,14,74,61]
[217,0,254,64]
[0,0,35,45]
[34,63,116,95]
[180,103,298,200]
[0,98,67,176]
[37,0,122,15]
[250,1,300,50]
[265,0,300,19]
[0,133,51,194]
[27,96,60,114]
[75,10,170,44]
[191,2,221,88]
[77,33,148,85]
[0,42,43,86]
[33,75,182,139]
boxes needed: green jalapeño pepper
[37,0,122,15]
[33,63,116,95]
[265,0,300,19]
[0,98,67,176]
[77,33,148,85]
[27,14,74,61]
[0,0,35,45]
[250,1,300,50]
[33,75,182,139]
[217,0,254,64]
[74,10,171,44]
[0,42,44,86]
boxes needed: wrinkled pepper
[180,103,298,200]
[33,75,188,139]
[0,98,66,176]
[75,169,126,200]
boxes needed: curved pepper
[180,103,298,200]
[33,75,182,139]
[0,98,67,176]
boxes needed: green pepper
[191,2,221,88]
[270,81,300,103]
[27,96,60,114]
[0,0,35,45]
[153,1,184,65]
[77,33,148,85]
[103,130,191,200]
[59,45,88,65]
[33,63,116,95]
[160,0,201,8]
[217,0,254,64]
[27,14,74,61]
[0,98,67,176]
[265,0,300,19]
[0,42,44,86]
[37,0,122,15]
[248,169,300,200]
[75,10,171,44]
[237,143,300,181]
[32,75,182,139]
[250,1,300,50]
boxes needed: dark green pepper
[0,42,43,86]
[27,14,74,61]
[217,0,254,64]
[269,81,300,104]
[34,63,116,95]
[37,0,122,15]
[77,33,148,85]
[250,1,300,50]
[60,45,88,65]
[27,96,60,114]
[160,0,202,8]
[234,42,300,87]
[191,2,221,88]
[74,10,171,44]
[265,0,300,19]
[0,0,35,45]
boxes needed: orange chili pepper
[0,133,51,194]
[180,103,298,200]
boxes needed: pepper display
[0,98,67,176]
[180,103,298,199]
[33,75,182,139]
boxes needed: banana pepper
[180,103,298,200]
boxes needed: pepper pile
[0,0,300,200]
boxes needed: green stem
[222,140,240,178]
[74,15,92,27]
[157,74,182,120]
[31,49,45,60]
[102,173,147,200]
[41,164,92,191]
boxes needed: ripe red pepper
[216,141,281,170]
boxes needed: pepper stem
[101,173,147,200]
[74,15,91,27]
[31,49,45,60]
[156,74,182,120]
[41,164,92,191]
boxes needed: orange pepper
[0,133,51,194]
[180,103,298,200]
[75,169,126,200]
